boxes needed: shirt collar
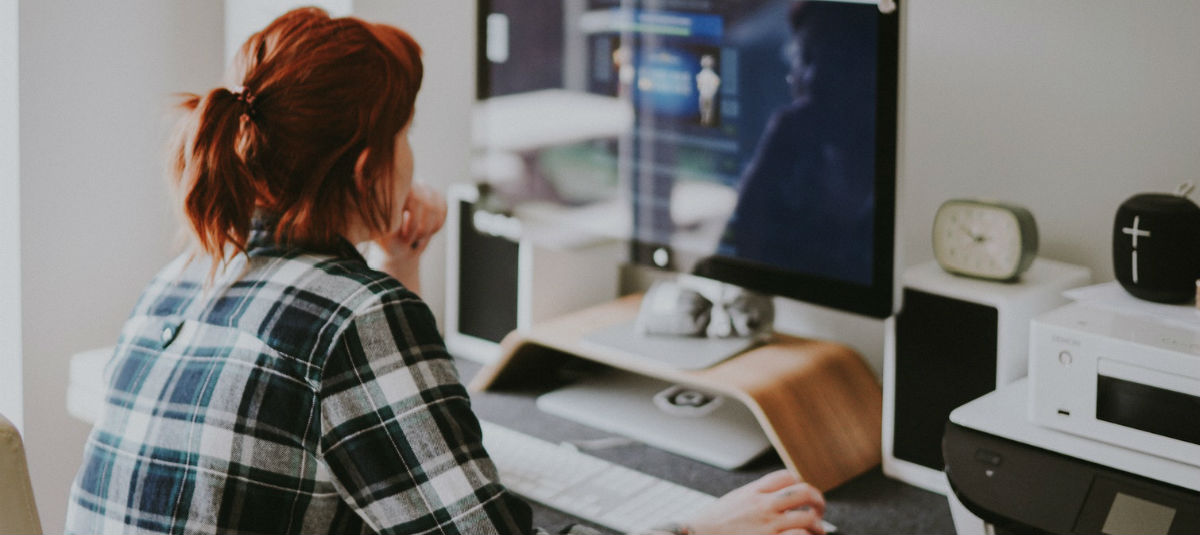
[247,213,366,264]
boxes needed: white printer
[944,285,1200,534]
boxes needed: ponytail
[171,87,261,274]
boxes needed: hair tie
[230,85,258,119]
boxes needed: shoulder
[330,266,444,364]
[135,247,435,366]
[310,253,419,310]
[317,260,453,404]
[235,250,447,388]
[264,251,436,351]
[307,255,446,367]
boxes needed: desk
[456,357,955,534]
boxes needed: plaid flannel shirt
[66,222,539,534]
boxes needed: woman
[65,8,827,535]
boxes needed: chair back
[0,412,41,535]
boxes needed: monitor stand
[579,320,760,370]
[469,293,883,491]
[536,369,772,470]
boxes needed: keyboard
[479,420,837,534]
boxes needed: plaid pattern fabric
[66,222,536,534]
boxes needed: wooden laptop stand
[469,294,883,492]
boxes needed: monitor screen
[476,0,900,318]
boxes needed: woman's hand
[684,470,826,535]
[375,182,447,295]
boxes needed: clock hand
[958,224,986,243]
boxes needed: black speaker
[444,184,623,362]
[892,287,997,473]
[1113,193,1200,304]
[882,260,1090,493]
[455,197,520,345]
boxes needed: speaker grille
[894,288,997,470]
[457,200,519,344]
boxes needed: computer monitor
[473,0,902,468]
[475,0,900,319]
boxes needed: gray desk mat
[455,357,955,535]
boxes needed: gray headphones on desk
[634,279,775,339]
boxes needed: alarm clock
[1112,191,1200,303]
[932,199,1039,282]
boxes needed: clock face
[933,200,1038,281]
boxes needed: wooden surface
[470,294,883,491]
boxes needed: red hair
[169,7,423,269]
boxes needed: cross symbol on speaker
[1122,215,1152,284]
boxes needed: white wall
[902,1,1200,277]
[779,0,1200,372]
[225,0,352,66]
[1,0,21,433]
[18,1,224,531]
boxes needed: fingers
[399,209,414,241]
[777,507,825,535]
[752,469,800,493]
[395,183,447,253]
[401,198,423,243]
[686,471,828,535]
[772,483,825,516]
